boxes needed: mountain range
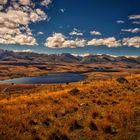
[0,49,140,65]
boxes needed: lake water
[0,73,87,84]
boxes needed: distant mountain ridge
[0,49,140,65]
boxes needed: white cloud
[72,53,90,57]
[19,0,30,6]
[46,33,140,48]
[87,37,121,48]
[45,33,86,48]
[14,49,33,53]
[121,28,140,33]
[117,20,125,23]
[30,9,47,22]
[123,37,140,48]
[0,27,20,35]
[0,0,52,46]
[41,0,52,7]
[37,32,44,35]
[0,0,7,5]
[0,10,29,25]
[0,34,37,45]
[90,31,102,35]
[69,31,83,36]
[63,39,86,48]
[60,9,65,13]
[129,14,140,20]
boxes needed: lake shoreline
[0,73,87,84]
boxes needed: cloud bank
[121,28,140,33]
[45,33,86,48]
[45,33,140,48]
[14,49,33,53]
[0,0,51,45]
[123,37,140,48]
[0,3,140,50]
[87,37,121,48]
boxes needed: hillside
[0,75,140,140]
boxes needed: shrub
[102,125,117,135]
[69,120,83,131]
[48,130,70,140]
[116,77,129,84]
[92,111,99,119]
[68,88,80,95]
[89,121,98,131]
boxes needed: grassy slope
[0,75,140,140]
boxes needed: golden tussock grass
[0,74,140,140]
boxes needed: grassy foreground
[0,75,140,140]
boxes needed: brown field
[0,62,140,80]
[0,63,140,140]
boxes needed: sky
[0,0,140,56]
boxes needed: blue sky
[0,0,140,56]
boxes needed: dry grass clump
[48,130,70,140]
[67,88,80,95]
[89,121,98,131]
[116,77,129,84]
[0,74,140,140]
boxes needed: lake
[0,73,87,84]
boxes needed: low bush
[116,77,129,84]
[48,130,70,140]
[68,88,80,95]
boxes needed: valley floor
[0,74,140,140]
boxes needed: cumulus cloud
[69,28,83,36]
[45,33,86,48]
[90,31,102,35]
[0,0,7,5]
[121,28,140,33]
[0,10,29,25]
[116,20,125,23]
[19,0,30,6]
[69,31,83,36]
[30,9,48,22]
[129,14,140,20]
[46,33,140,48]
[123,37,140,48]
[87,37,121,48]
[41,0,52,7]
[0,34,37,45]
[0,0,51,45]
